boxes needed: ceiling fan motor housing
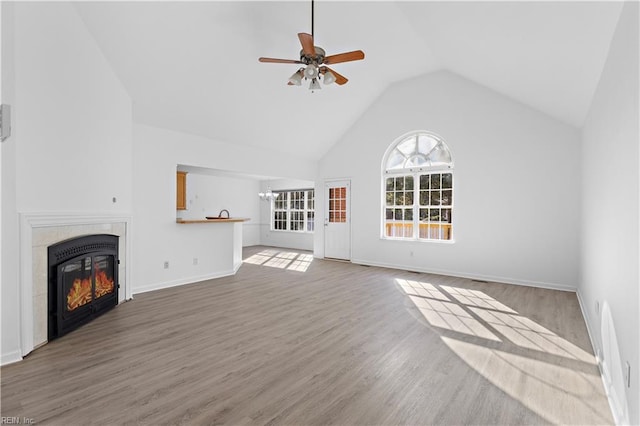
[300,46,326,65]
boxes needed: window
[328,187,347,223]
[382,131,454,241]
[272,189,315,232]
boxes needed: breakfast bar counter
[176,218,250,224]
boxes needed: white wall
[132,124,316,293]
[259,178,314,251]
[317,70,581,290]
[1,1,20,365]
[0,2,3,367]
[178,171,261,246]
[580,2,639,424]
[1,2,133,364]
[13,4,132,213]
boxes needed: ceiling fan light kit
[309,78,322,91]
[304,63,319,79]
[258,0,364,92]
[323,69,336,85]
[288,70,304,86]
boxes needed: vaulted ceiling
[73,1,623,161]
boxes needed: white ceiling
[73,1,623,161]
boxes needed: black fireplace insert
[48,234,119,340]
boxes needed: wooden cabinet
[176,171,187,210]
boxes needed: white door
[324,180,351,260]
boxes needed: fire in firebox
[66,262,115,311]
[48,234,119,340]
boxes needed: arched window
[382,131,454,241]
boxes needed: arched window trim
[381,130,455,242]
[382,130,454,173]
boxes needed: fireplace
[48,234,119,340]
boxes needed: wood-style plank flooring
[1,246,613,425]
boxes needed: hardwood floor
[2,246,612,425]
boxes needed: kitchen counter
[176,218,250,224]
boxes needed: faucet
[218,209,230,218]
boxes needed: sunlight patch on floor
[287,254,314,272]
[396,277,607,425]
[243,250,313,272]
[398,279,450,301]
[441,285,517,313]
[442,337,609,425]
[398,279,501,342]
[470,307,594,363]
[243,253,272,265]
[398,278,594,362]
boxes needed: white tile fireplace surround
[19,213,132,358]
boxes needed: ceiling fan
[258,0,365,91]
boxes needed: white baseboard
[576,289,599,361]
[350,258,577,292]
[132,269,236,295]
[1,349,23,366]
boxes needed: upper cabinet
[176,171,187,210]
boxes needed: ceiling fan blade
[259,57,304,64]
[324,50,365,65]
[324,66,348,85]
[298,32,316,57]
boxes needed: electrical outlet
[1,104,12,141]
[193,257,198,266]
[164,261,169,269]
[624,362,631,388]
